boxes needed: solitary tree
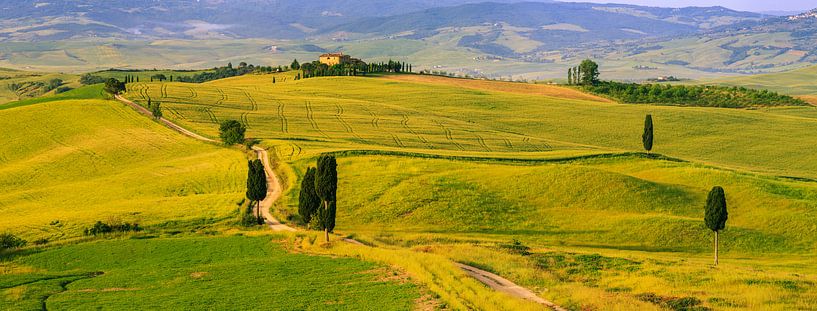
[103,78,126,95]
[578,59,600,85]
[705,186,728,266]
[642,114,653,153]
[219,120,246,145]
[291,59,301,70]
[246,159,268,221]
[314,154,337,242]
[151,101,162,120]
[298,167,320,227]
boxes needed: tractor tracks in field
[277,101,289,134]
[305,101,328,138]
[243,91,258,111]
[433,120,465,151]
[334,103,361,139]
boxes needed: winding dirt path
[116,93,556,308]
[115,94,293,231]
[115,95,215,143]
[252,146,296,232]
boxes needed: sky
[568,0,815,12]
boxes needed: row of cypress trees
[298,155,338,242]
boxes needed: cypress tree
[705,186,728,266]
[170,75,173,82]
[246,159,268,221]
[298,167,320,227]
[568,68,573,85]
[314,154,337,242]
[136,76,139,82]
[642,114,654,153]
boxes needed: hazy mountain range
[0,0,765,42]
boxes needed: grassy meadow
[0,235,422,310]
[0,99,246,241]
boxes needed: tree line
[587,81,807,107]
[299,59,413,79]
[569,59,807,107]
[176,62,278,83]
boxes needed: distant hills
[1,0,761,44]
[1,0,815,78]
[0,0,552,40]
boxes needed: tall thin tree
[705,186,728,266]
[246,159,268,222]
[298,167,320,227]
[314,155,338,242]
[642,114,654,153]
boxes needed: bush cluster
[585,81,807,107]
[0,233,27,250]
[176,62,277,83]
[83,221,142,236]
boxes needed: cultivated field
[708,65,817,95]
[124,73,817,178]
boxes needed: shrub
[80,74,106,85]
[0,233,27,250]
[499,239,531,256]
[84,221,142,236]
[55,86,72,94]
[239,206,263,227]
[219,120,246,145]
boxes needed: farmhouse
[319,52,351,66]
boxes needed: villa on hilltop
[319,52,351,66]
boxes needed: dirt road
[115,95,215,143]
[455,263,566,310]
[252,146,296,232]
[115,94,293,231]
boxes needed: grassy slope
[0,235,420,310]
[0,100,245,240]
[707,65,817,95]
[0,84,107,111]
[125,73,817,178]
[0,68,79,104]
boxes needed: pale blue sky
[567,0,815,12]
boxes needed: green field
[6,69,817,310]
[0,235,421,310]
[708,65,817,95]
[0,99,245,241]
[0,68,79,104]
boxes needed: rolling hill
[3,71,817,309]
[707,65,817,95]
[0,99,245,241]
